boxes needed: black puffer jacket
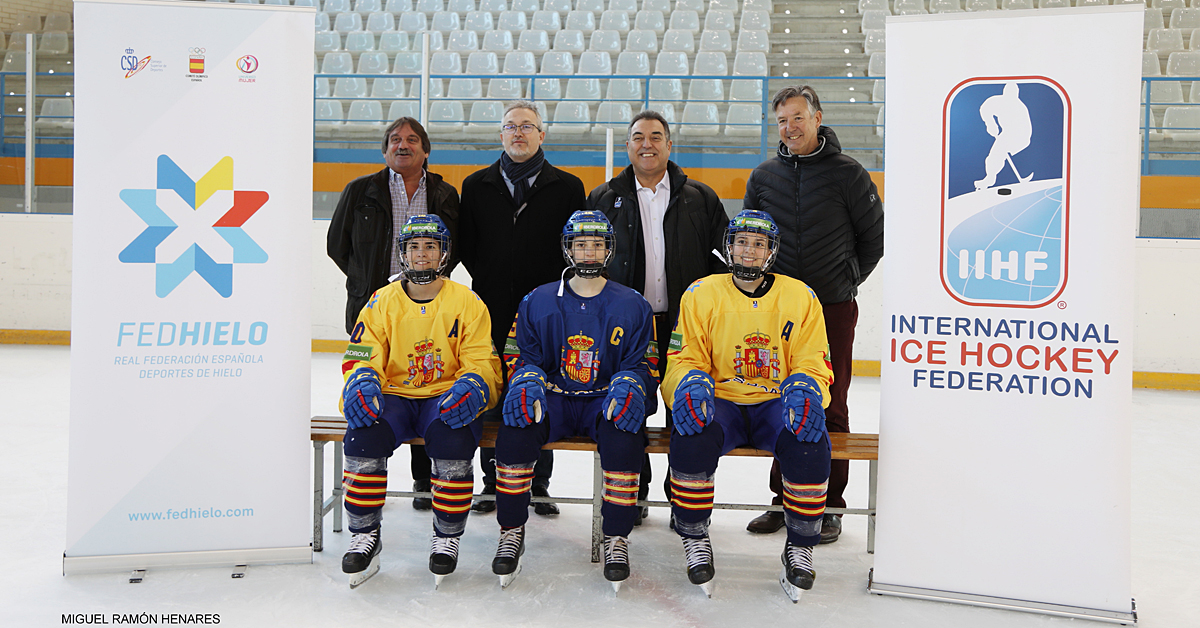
[743,127,884,305]
[587,162,728,327]
[326,167,460,335]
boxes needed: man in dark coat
[587,110,729,523]
[459,101,588,513]
[742,86,885,543]
[327,116,461,511]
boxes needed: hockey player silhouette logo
[562,332,600,384]
[941,77,1071,308]
[732,331,780,381]
[404,338,445,387]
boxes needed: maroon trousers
[769,298,857,510]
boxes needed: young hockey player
[338,215,503,589]
[491,210,656,593]
[662,209,834,602]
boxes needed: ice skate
[779,542,815,603]
[681,536,715,597]
[429,535,459,589]
[342,528,381,589]
[492,525,525,589]
[602,535,630,595]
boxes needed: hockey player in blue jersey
[662,209,834,601]
[491,210,657,593]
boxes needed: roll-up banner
[872,6,1141,624]
[66,0,314,574]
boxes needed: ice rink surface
[1,345,1196,627]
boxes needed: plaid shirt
[389,168,428,275]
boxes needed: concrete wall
[3,213,1199,374]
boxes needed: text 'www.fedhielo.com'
[128,507,254,522]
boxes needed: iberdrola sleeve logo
[118,155,268,297]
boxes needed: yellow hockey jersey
[340,279,503,411]
[662,273,833,408]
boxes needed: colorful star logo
[118,155,268,297]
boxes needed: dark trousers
[768,298,856,510]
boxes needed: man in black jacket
[742,86,884,543]
[459,101,588,514]
[327,116,460,511]
[587,110,728,523]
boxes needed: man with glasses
[586,110,728,525]
[458,101,588,514]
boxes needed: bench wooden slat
[310,415,877,460]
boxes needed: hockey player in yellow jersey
[338,215,503,590]
[662,209,834,602]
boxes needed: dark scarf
[500,147,546,208]
[777,136,826,163]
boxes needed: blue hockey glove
[503,366,547,428]
[605,371,646,433]
[438,373,490,429]
[781,373,826,443]
[343,369,383,429]
[672,370,714,436]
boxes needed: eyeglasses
[501,124,540,135]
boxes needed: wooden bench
[312,416,879,561]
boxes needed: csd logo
[940,77,1071,308]
[236,55,258,73]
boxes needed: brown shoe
[746,510,785,534]
[819,513,842,544]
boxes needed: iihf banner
[66,0,314,573]
[871,7,1141,622]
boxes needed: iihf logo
[940,77,1071,308]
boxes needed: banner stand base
[868,569,1137,625]
[63,546,312,576]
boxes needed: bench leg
[313,441,325,552]
[591,451,602,564]
[867,459,878,555]
[333,446,344,533]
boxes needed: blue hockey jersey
[504,277,658,398]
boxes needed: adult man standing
[587,110,728,520]
[327,116,460,511]
[742,86,884,543]
[459,101,588,513]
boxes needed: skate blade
[434,573,446,590]
[779,569,802,604]
[698,581,714,598]
[499,564,522,589]
[348,556,380,589]
[610,580,622,596]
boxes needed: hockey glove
[672,370,714,436]
[438,373,490,429]
[503,366,547,428]
[781,373,826,443]
[605,371,646,433]
[343,368,383,429]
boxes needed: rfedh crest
[733,331,779,381]
[941,77,1070,308]
[404,338,444,387]
[562,333,600,384]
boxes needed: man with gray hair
[328,116,460,511]
[587,110,728,524]
[741,86,884,542]
[459,101,587,514]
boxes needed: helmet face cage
[398,217,451,285]
[724,211,779,281]
[561,211,615,279]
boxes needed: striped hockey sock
[430,459,474,538]
[669,468,715,538]
[343,456,388,533]
[782,478,827,544]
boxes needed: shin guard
[344,456,388,533]
[669,468,715,538]
[781,478,826,546]
[495,460,536,529]
[601,470,640,536]
[430,459,474,538]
